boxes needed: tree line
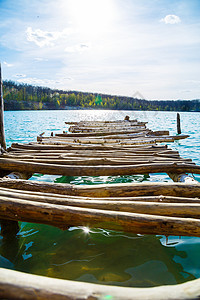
[2,80,200,111]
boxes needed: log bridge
[1,71,200,298]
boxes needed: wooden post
[0,67,22,239]
[0,63,6,151]
[0,172,31,238]
[177,113,181,134]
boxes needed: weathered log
[10,142,161,151]
[69,122,147,129]
[1,268,200,300]
[1,196,200,236]
[1,189,200,218]
[68,126,147,133]
[1,179,200,198]
[43,131,150,141]
[67,119,137,123]
[4,153,183,162]
[55,128,150,138]
[9,143,169,150]
[8,149,178,158]
[0,158,199,176]
[37,135,189,146]
[1,186,200,203]
[3,157,193,166]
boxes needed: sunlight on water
[1,110,200,287]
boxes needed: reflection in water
[0,223,197,287]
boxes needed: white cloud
[160,15,181,25]
[14,74,27,78]
[34,57,48,62]
[65,44,89,53]
[26,27,73,47]
[16,77,61,86]
[3,61,14,67]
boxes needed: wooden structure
[0,117,200,236]
[0,77,200,297]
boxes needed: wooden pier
[1,71,200,298]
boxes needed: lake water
[1,109,200,287]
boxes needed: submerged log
[1,268,200,300]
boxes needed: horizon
[0,0,200,100]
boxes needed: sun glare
[82,226,90,234]
[67,0,116,36]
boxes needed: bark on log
[1,186,200,203]
[0,158,199,176]
[3,157,193,166]
[36,135,189,146]
[1,179,200,198]
[55,128,150,138]
[10,142,161,151]
[1,196,200,236]
[1,189,200,218]
[1,267,200,300]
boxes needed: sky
[0,0,200,100]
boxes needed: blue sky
[0,0,200,100]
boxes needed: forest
[2,80,200,111]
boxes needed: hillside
[2,80,200,111]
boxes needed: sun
[67,0,116,37]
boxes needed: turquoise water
[1,109,200,287]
